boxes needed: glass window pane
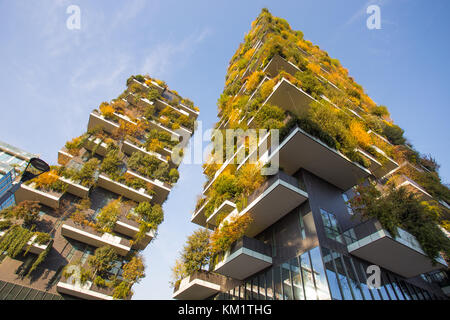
[351,260,373,300]
[322,248,342,300]
[273,265,283,300]
[300,251,316,299]
[382,273,397,300]
[252,277,259,300]
[342,255,364,300]
[334,255,353,300]
[387,274,405,300]
[309,247,331,300]
[289,257,305,300]
[265,269,274,300]
[258,273,266,300]
[281,263,293,300]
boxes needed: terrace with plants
[0,201,53,278]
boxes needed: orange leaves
[307,62,321,75]
[245,70,264,92]
[99,103,115,118]
[350,120,372,148]
[33,170,60,190]
[260,79,276,100]
[210,214,253,254]
[243,48,256,61]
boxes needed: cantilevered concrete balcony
[59,177,90,199]
[356,146,399,179]
[206,200,236,227]
[262,78,315,118]
[83,136,109,157]
[121,140,168,165]
[226,171,308,238]
[56,280,114,300]
[0,230,52,255]
[57,147,74,166]
[87,111,120,134]
[263,54,302,78]
[172,271,227,300]
[114,215,155,250]
[125,170,171,204]
[265,126,371,191]
[14,183,63,209]
[178,103,199,119]
[61,221,131,256]
[346,220,447,278]
[190,199,212,230]
[96,173,153,203]
[394,175,434,202]
[213,236,272,280]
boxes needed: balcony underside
[214,248,272,280]
[269,127,371,191]
[265,78,315,118]
[264,54,301,78]
[348,230,447,278]
[172,279,221,300]
[237,179,308,238]
[114,220,154,249]
[191,201,213,230]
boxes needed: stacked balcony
[206,200,236,227]
[61,220,132,256]
[263,54,302,78]
[114,214,155,250]
[345,220,448,278]
[0,230,52,255]
[172,270,228,300]
[191,199,211,229]
[14,183,63,209]
[213,236,272,280]
[224,171,308,238]
[56,280,114,300]
[96,173,153,203]
[125,170,171,204]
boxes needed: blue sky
[0,0,449,299]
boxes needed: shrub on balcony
[75,158,100,187]
[349,183,450,263]
[99,102,115,119]
[0,225,35,258]
[169,168,179,183]
[382,123,406,145]
[253,103,285,130]
[0,220,12,230]
[30,169,67,193]
[112,281,131,299]
[133,202,164,242]
[294,71,325,99]
[122,255,145,285]
[88,246,118,279]
[100,149,124,180]
[178,228,212,276]
[210,214,253,254]
[1,200,41,226]
[96,199,121,233]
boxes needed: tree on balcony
[88,246,118,279]
[349,183,450,263]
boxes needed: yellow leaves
[237,163,264,196]
[33,170,60,190]
[147,139,162,152]
[260,79,276,100]
[99,103,115,118]
[307,62,321,75]
[209,214,253,254]
[297,40,310,52]
[350,120,372,148]
[245,70,264,92]
[244,48,256,61]
[144,79,153,86]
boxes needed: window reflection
[289,257,305,300]
[309,247,331,300]
[300,252,316,299]
[281,263,293,300]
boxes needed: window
[309,247,331,300]
[342,193,353,215]
[289,257,305,300]
[299,252,316,300]
[321,248,342,300]
[320,209,344,243]
[281,263,293,300]
[298,211,306,240]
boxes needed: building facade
[173,9,449,300]
[0,75,199,300]
[0,140,38,210]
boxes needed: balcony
[178,103,199,119]
[345,220,448,278]
[263,54,301,78]
[191,199,212,229]
[57,147,74,166]
[0,230,52,255]
[59,177,90,199]
[206,200,236,227]
[61,220,131,256]
[14,183,63,209]
[253,78,315,122]
[121,140,168,165]
[114,215,155,250]
[226,171,308,238]
[56,280,113,300]
[87,111,119,134]
[83,136,109,157]
[172,270,226,300]
[125,170,171,204]
[96,173,153,203]
[265,126,371,191]
[356,146,399,179]
[394,175,434,202]
[213,236,272,280]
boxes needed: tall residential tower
[0,75,198,300]
[173,9,449,300]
